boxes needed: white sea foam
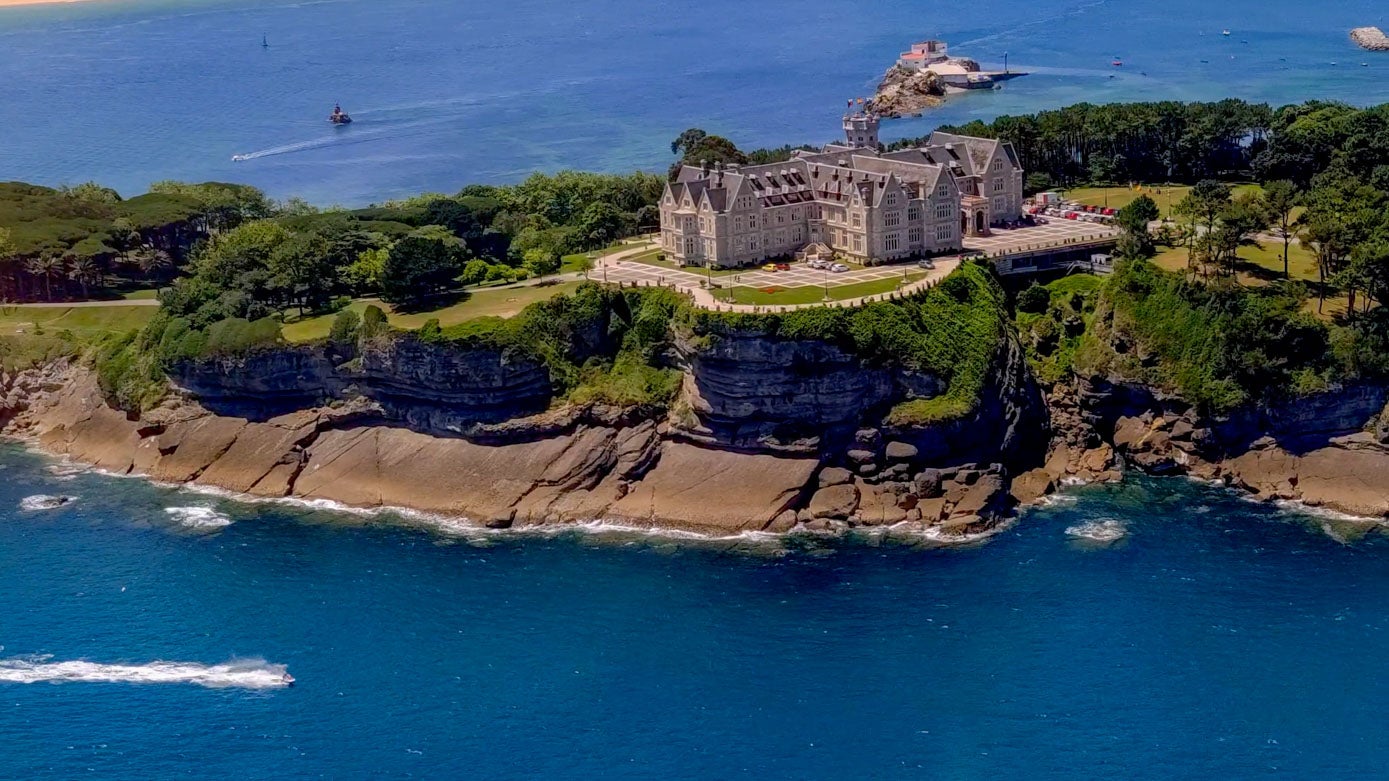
[164,506,232,530]
[1065,518,1128,543]
[19,494,74,511]
[45,463,87,481]
[0,656,292,689]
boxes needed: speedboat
[231,154,247,162]
[1222,29,1231,36]
[328,104,352,125]
[281,672,296,686]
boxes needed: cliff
[1,294,1038,537]
[870,66,946,118]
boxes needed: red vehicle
[1065,212,1079,220]
[775,262,791,271]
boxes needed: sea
[3,446,1388,778]
[2,0,1389,205]
[6,2,1389,777]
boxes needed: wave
[1065,518,1127,543]
[230,115,459,163]
[20,494,74,511]
[45,463,86,481]
[0,656,293,689]
[164,506,232,530]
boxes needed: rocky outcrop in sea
[870,66,946,118]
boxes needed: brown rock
[767,509,799,533]
[1009,468,1055,504]
[949,474,1006,519]
[916,497,948,522]
[1294,447,1389,518]
[809,483,860,520]
[818,466,854,487]
[884,441,918,462]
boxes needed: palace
[659,113,1024,268]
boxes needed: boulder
[818,466,854,487]
[884,441,918,462]
[847,449,877,465]
[1009,468,1055,505]
[809,483,860,520]
[913,468,943,498]
[948,474,1006,519]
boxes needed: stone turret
[843,112,880,149]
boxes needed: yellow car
[761,263,779,272]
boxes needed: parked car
[775,262,791,271]
[808,259,827,270]
[916,259,935,270]
[761,263,779,272]
[830,263,850,273]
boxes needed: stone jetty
[1350,27,1389,51]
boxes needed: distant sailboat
[262,34,269,49]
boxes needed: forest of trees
[0,170,663,310]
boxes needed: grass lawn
[0,305,155,337]
[723,273,923,306]
[1150,241,1348,318]
[1064,183,1263,218]
[120,288,160,301]
[282,282,581,342]
[560,241,651,273]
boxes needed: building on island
[658,113,1024,268]
[895,39,1022,91]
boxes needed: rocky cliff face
[871,66,946,117]
[0,317,1049,538]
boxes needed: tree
[26,254,64,301]
[522,248,560,279]
[380,232,463,308]
[66,255,103,298]
[670,128,709,156]
[344,247,389,293]
[1114,195,1160,259]
[1261,179,1300,279]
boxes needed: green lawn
[120,288,161,301]
[282,282,581,342]
[1063,183,1263,218]
[1151,241,1346,318]
[723,273,923,306]
[561,240,657,273]
[0,305,155,337]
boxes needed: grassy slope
[0,305,155,337]
[282,282,581,342]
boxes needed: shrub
[360,304,388,338]
[1016,284,1051,314]
[328,308,361,344]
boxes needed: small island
[1350,27,1389,51]
[869,40,1027,118]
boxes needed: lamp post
[823,268,830,302]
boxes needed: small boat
[329,104,352,125]
[281,672,295,686]
[1112,59,1123,66]
[231,154,247,162]
[1222,29,1231,36]
[261,34,268,49]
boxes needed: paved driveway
[964,220,1119,255]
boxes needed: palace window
[791,207,801,221]
[776,211,786,224]
[935,224,952,242]
[994,196,1006,215]
[908,226,923,244]
[992,159,1003,172]
[937,184,949,198]
[749,236,759,251]
[934,203,951,220]
[851,213,862,228]
[907,205,920,221]
[885,233,901,252]
[749,214,758,229]
[992,178,1004,193]
[885,192,898,207]
[734,215,745,232]
[852,235,863,252]
[884,211,901,227]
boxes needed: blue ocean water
[2,0,1389,204]
[2,445,1388,779]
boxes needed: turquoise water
[2,444,1388,778]
[2,0,1388,204]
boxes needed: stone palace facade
[659,114,1024,268]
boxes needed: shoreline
[15,439,1010,549]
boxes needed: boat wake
[0,656,293,689]
[1065,518,1127,543]
[164,505,232,530]
[231,115,453,162]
